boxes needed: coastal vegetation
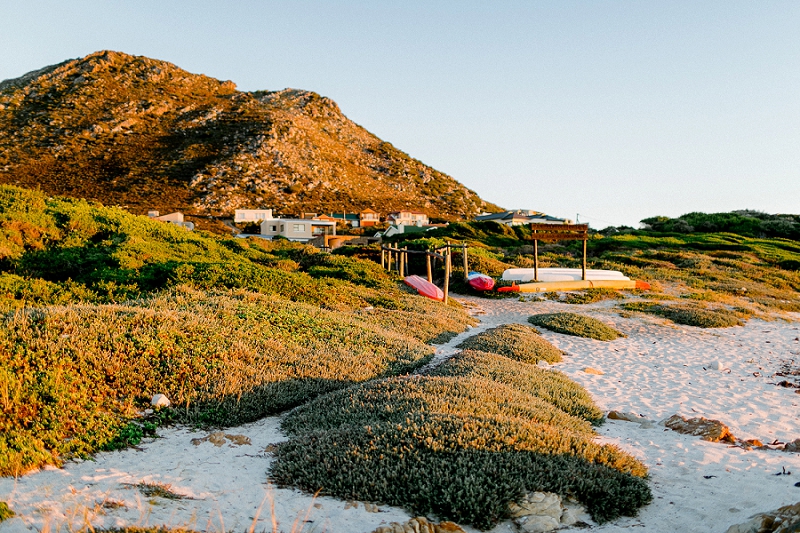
[0,185,470,476]
[389,218,800,321]
[273,354,650,528]
[454,323,564,364]
[528,312,626,341]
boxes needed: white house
[234,209,273,223]
[147,210,194,230]
[260,216,336,242]
[386,211,429,227]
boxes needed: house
[378,224,433,238]
[234,209,273,223]
[147,210,194,230]
[260,215,336,242]
[474,210,573,226]
[329,213,361,227]
[386,210,429,227]
[359,208,381,227]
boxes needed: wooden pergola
[528,223,590,281]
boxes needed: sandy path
[1,297,799,533]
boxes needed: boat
[502,268,630,283]
[497,279,651,293]
[404,275,444,301]
[467,271,495,291]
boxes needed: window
[292,224,306,232]
[270,225,277,232]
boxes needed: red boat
[467,271,495,291]
[404,275,444,301]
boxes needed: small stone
[709,361,724,371]
[724,501,800,533]
[583,367,604,375]
[518,515,560,533]
[150,394,170,407]
[662,414,736,443]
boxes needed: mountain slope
[0,50,499,227]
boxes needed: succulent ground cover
[0,186,471,476]
[273,342,651,528]
[0,502,13,521]
[428,349,604,425]
[619,302,745,328]
[455,323,563,364]
[528,312,625,341]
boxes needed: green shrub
[271,413,651,528]
[429,350,604,425]
[281,376,594,437]
[620,302,744,328]
[456,324,563,364]
[0,501,14,521]
[528,312,625,341]
[564,288,622,305]
[0,286,469,475]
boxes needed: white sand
[1,296,799,533]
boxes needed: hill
[0,51,500,230]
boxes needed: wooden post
[443,250,451,305]
[462,243,469,281]
[399,248,405,277]
[533,239,539,281]
[426,253,432,282]
[381,248,385,269]
[582,239,587,281]
[388,250,393,272]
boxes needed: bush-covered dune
[0,185,472,476]
[273,347,650,528]
[529,312,625,341]
[429,349,604,425]
[455,323,564,364]
[273,371,650,529]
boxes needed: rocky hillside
[0,51,500,229]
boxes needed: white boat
[501,268,630,283]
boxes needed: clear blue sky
[2,1,799,228]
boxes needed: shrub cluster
[620,302,744,328]
[455,323,563,364]
[428,350,604,425]
[0,501,13,521]
[564,288,623,305]
[528,312,625,341]
[0,284,470,475]
[274,338,651,529]
[273,409,650,529]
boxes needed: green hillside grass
[0,185,471,476]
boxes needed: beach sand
[1,296,799,533]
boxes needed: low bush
[0,501,13,521]
[564,288,622,305]
[0,287,468,476]
[620,302,744,328]
[271,413,651,528]
[528,312,625,341]
[428,350,604,425]
[456,324,563,364]
[281,375,595,437]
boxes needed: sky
[2,1,799,228]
